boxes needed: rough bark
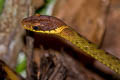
[0,0,33,68]
[26,36,105,80]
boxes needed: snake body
[22,15,120,74]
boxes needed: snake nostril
[33,26,39,30]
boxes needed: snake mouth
[23,25,68,34]
[22,15,67,32]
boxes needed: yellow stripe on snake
[22,14,120,74]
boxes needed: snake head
[21,14,68,34]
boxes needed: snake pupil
[33,26,39,30]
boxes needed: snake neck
[59,28,97,49]
[58,28,120,74]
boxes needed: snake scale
[22,14,120,74]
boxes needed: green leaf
[0,0,5,14]
[16,53,26,77]
[36,0,56,15]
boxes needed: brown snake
[22,14,120,74]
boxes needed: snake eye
[33,26,39,30]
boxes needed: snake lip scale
[22,14,120,74]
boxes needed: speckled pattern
[22,15,120,74]
[60,28,120,74]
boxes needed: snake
[21,14,120,74]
